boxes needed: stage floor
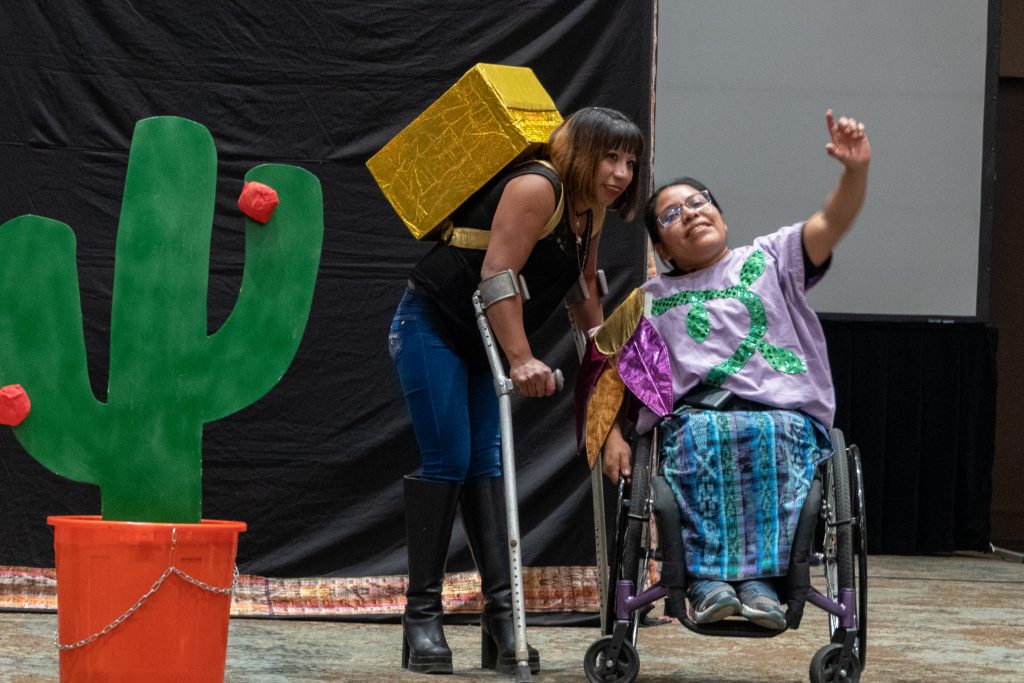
[1,553,1021,682]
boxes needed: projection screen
[654,0,997,320]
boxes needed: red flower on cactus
[238,181,279,223]
[0,384,31,426]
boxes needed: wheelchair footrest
[677,615,786,639]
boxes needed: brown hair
[547,107,645,221]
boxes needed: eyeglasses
[655,190,713,229]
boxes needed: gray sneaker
[736,579,786,630]
[686,580,741,624]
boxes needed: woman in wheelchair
[581,109,869,631]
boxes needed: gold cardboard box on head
[367,63,563,240]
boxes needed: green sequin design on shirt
[650,250,806,386]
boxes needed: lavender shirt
[634,223,835,432]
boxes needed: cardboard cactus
[0,116,323,523]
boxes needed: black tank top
[409,161,582,368]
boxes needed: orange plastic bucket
[48,515,246,683]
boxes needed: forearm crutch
[565,270,611,633]
[472,269,562,683]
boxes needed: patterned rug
[0,565,600,618]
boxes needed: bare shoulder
[502,171,557,207]
[494,172,558,237]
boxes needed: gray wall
[655,0,992,319]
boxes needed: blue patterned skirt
[661,409,832,581]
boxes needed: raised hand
[825,109,871,172]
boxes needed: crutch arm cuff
[478,269,522,308]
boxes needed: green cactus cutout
[650,250,806,387]
[0,117,323,523]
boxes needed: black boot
[460,476,540,674]
[402,476,461,674]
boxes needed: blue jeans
[389,287,501,482]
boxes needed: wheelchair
[583,419,868,683]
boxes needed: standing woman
[389,107,644,675]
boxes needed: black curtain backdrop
[0,2,994,580]
[0,1,655,577]
[823,320,996,554]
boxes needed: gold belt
[440,222,492,250]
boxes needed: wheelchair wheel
[603,429,655,637]
[619,430,654,589]
[849,444,869,664]
[584,635,640,683]
[822,429,855,638]
[809,642,862,683]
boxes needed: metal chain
[53,527,239,651]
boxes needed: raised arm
[803,110,871,266]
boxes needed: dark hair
[643,177,722,244]
[547,107,645,221]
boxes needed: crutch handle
[511,368,563,395]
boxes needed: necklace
[573,208,590,245]
[558,197,594,297]
[573,208,589,242]
[572,207,593,273]
[560,194,594,289]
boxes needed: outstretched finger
[826,108,835,132]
